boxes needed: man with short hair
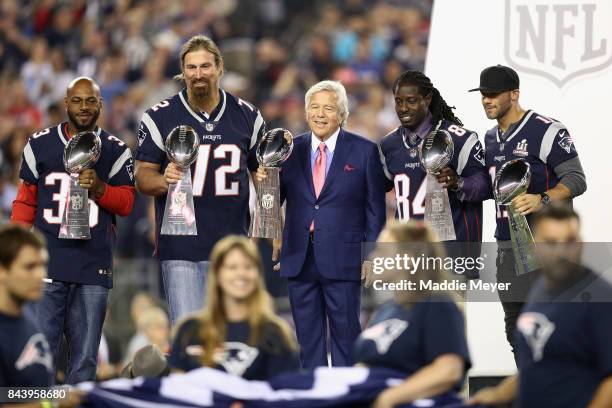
[11,77,136,383]
[470,65,587,356]
[0,225,51,388]
[135,35,265,326]
[258,80,386,368]
[470,203,612,408]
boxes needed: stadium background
[0,0,610,383]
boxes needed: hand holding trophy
[249,128,293,239]
[59,131,101,240]
[494,159,541,275]
[419,129,457,241]
[160,125,200,236]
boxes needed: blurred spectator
[124,306,170,365]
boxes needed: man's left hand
[511,193,542,215]
[79,169,106,199]
[361,261,374,288]
[436,167,459,190]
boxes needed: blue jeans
[35,281,108,384]
[161,260,209,326]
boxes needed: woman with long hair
[355,220,471,408]
[168,235,299,380]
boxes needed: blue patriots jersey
[516,272,612,408]
[135,89,265,262]
[485,110,579,240]
[379,120,485,242]
[19,123,135,287]
[353,297,471,384]
[81,366,474,408]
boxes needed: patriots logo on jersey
[360,318,408,354]
[126,161,135,181]
[216,342,259,377]
[517,312,556,362]
[473,146,485,166]
[557,130,573,154]
[138,124,147,146]
[513,139,529,157]
[15,333,53,372]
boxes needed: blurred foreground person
[168,235,299,380]
[470,203,612,408]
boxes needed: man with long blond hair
[168,235,298,379]
[135,35,266,326]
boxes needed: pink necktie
[310,143,326,232]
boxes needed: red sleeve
[96,183,136,217]
[11,181,38,226]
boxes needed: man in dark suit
[258,80,387,368]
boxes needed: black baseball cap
[469,65,520,92]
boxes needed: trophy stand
[250,167,281,239]
[59,173,91,240]
[424,173,456,241]
[161,168,197,236]
[507,205,541,275]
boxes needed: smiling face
[65,79,102,132]
[306,90,342,141]
[394,84,431,129]
[217,248,259,302]
[182,49,223,99]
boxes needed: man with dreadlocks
[379,70,489,246]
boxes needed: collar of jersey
[496,109,533,144]
[179,88,227,124]
[57,122,102,145]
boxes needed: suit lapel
[299,133,316,198]
[319,128,352,199]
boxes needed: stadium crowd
[0,0,433,377]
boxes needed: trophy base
[59,176,91,240]
[161,168,198,236]
[424,173,457,241]
[508,208,541,275]
[249,167,282,239]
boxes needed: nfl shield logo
[409,148,417,158]
[261,193,274,210]
[505,0,612,88]
[205,122,215,132]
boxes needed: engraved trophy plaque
[419,129,457,241]
[160,125,199,236]
[59,131,101,240]
[494,159,541,275]
[249,128,293,239]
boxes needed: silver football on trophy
[256,128,294,167]
[494,159,532,205]
[165,125,200,168]
[63,131,102,173]
[419,129,454,173]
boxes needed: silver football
[165,125,200,167]
[494,159,532,205]
[256,128,294,167]
[419,129,454,173]
[63,131,102,173]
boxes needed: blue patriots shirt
[516,271,612,408]
[135,89,265,262]
[353,297,471,386]
[0,311,53,387]
[485,110,579,241]
[19,123,135,287]
[379,120,485,242]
